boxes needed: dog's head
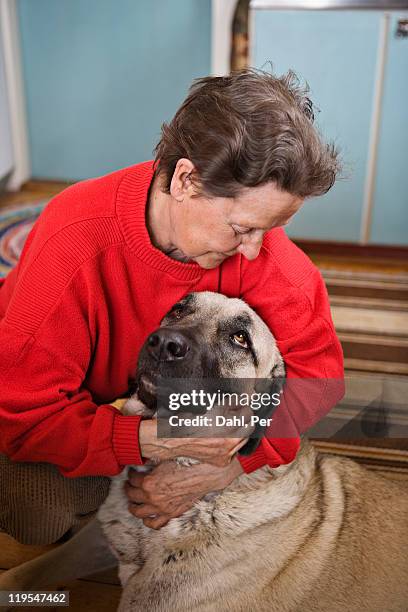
[130,292,285,454]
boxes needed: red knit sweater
[0,161,344,477]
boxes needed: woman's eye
[232,225,251,235]
[230,332,249,349]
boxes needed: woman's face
[167,180,304,270]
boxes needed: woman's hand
[139,419,246,467]
[125,457,244,529]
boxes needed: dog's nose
[146,329,190,361]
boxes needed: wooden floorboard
[0,532,120,585]
[0,534,56,569]
[53,578,121,612]
[0,569,121,612]
[0,181,71,209]
[0,533,120,583]
[0,531,122,611]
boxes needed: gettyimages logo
[167,387,282,412]
[156,377,285,440]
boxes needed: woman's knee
[0,453,110,545]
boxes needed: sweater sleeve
[237,235,345,474]
[0,286,144,479]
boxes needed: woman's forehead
[226,185,302,227]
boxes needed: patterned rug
[0,200,48,278]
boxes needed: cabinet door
[252,9,381,242]
[370,13,408,245]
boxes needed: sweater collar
[116,160,205,281]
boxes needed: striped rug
[0,200,48,278]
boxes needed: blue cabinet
[252,8,408,245]
[371,13,408,245]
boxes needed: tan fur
[98,440,408,612]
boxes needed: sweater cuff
[238,445,267,473]
[112,412,144,466]
[238,437,301,474]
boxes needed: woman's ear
[169,158,196,201]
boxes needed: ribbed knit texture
[5,218,123,335]
[0,160,344,487]
[116,167,204,281]
[0,452,110,545]
[112,414,144,466]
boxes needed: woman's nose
[237,232,264,260]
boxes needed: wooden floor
[1,181,407,609]
[0,532,121,611]
[0,180,71,209]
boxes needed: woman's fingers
[126,469,145,487]
[228,438,248,456]
[142,515,170,530]
[128,503,159,519]
[124,481,149,504]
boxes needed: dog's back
[259,449,408,612]
[99,440,408,612]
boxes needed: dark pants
[0,453,110,545]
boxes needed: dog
[1,292,407,611]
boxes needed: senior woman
[0,69,344,544]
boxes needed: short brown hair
[154,68,340,199]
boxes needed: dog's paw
[0,566,31,593]
[122,396,153,417]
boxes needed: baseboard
[294,239,408,260]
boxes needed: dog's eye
[171,308,183,320]
[230,332,249,349]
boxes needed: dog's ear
[264,359,286,394]
[253,358,286,412]
[239,358,286,457]
[239,436,260,456]
[128,377,138,397]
